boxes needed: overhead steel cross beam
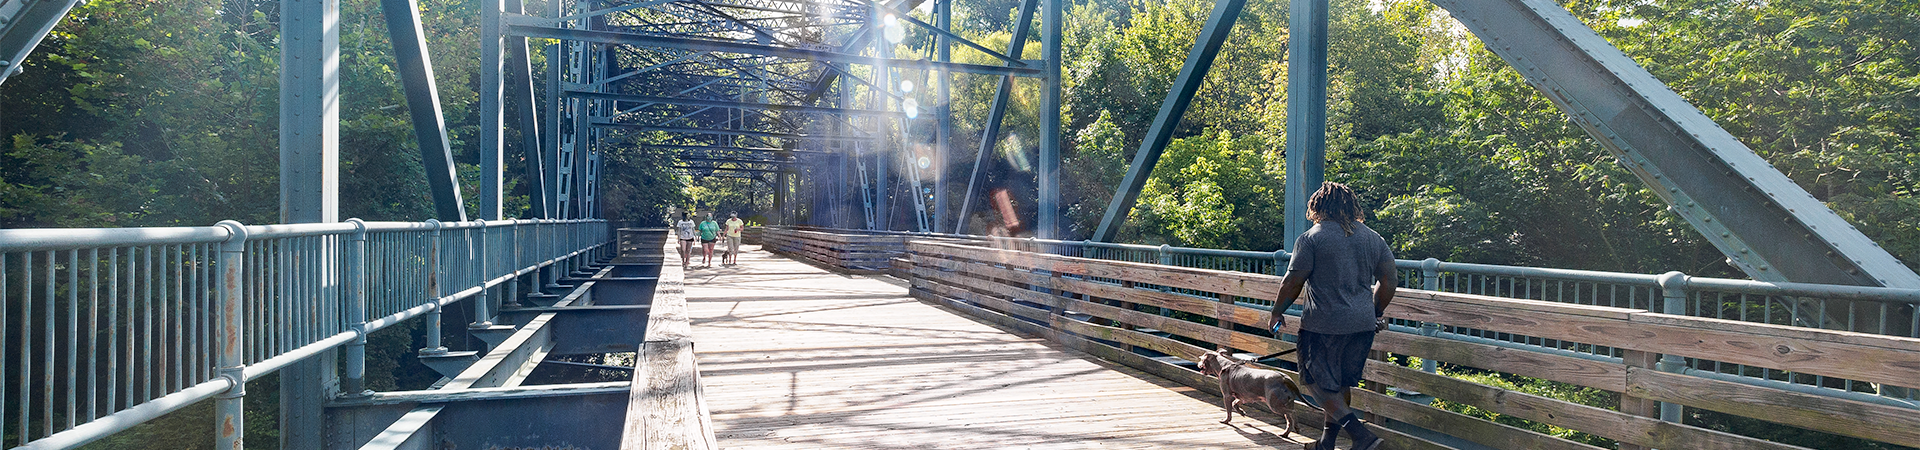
[565,91,906,117]
[1431,0,1920,290]
[643,144,829,155]
[596,123,879,141]
[504,22,1043,77]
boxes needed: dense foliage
[923,0,1917,277]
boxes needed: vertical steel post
[213,221,249,450]
[343,219,369,395]
[1420,258,1441,373]
[934,0,951,232]
[474,221,493,326]
[1283,0,1328,251]
[480,0,505,220]
[1037,0,1062,239]
[1656,271,1688,423]
[278,1,339,445]
[422,220,447,354]
[507,0,548,218]
[545,41,564,220]
[953,0,1037,234]
[872,4,891,231]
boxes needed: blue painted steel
[481,0,506,220]
[503,25,1044,77]
[1088,0,1248,242]
[1036,0,1062,239]
[952,0,1037,234]
[507,0,548,218]
[0,0,81,86]
[382,0,470,222]
[935,0,952,233]
[1282,0,1326,252]
[1425,0,1919,293]
[565,90,906,117]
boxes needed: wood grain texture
[1626,367,1920,447]
[1364,360,1809,450]
[688,243,1314,449]
[1351,388,1608,450]
[623,238,716,450]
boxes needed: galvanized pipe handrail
[778,227,1920,305]
[0,218,611,449]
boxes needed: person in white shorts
[723,213,745,265]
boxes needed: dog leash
[1251,347,1299,361]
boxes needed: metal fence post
[1656,271,1689,423]
[213,220,249,450]
[474,221,493,326]
[422,219,446,355]
[1420,258,1442,374]
[343,219,370,396]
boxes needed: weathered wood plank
[1623,313,1920,388]
[622,240,716,450]
[1364,360,1809,450]
[912,241,1282,300]
[1351,388,1608,450]
[1371,330,1629,392]
[1626,367,1920,448]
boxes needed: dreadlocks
[1306,181,1365,236]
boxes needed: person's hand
[1268,313,1287,334]
[1375,317,1389,332]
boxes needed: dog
[1198,348,1311,434]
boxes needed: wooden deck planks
[686,245,1315,449]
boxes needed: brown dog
[1198,348,1309,434]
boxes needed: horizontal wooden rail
[900,239,1920,450]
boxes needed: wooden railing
[901,239,1920,450]
[758,227,920,273]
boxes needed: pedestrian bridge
[10,223,1917,450]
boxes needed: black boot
[1312,419,1340,450]
[1340,413,1382,450]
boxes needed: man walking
[1268,182,1396,450]
[724,212,745,266]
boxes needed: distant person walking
[1268,182,1396,450]
[674,212,698,269]
[698,214,721,267]
[724,213,745,266]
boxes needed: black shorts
[701,238,716,244]
[1297,329,1376,393]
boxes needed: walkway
[679,243,1315,449]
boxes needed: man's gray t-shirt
[1287,221,1394,335]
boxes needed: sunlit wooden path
[679,243,1321,449]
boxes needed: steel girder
[1088,0,1248,242]
[383,0,470,222]
[567,90,905,117]
[952,0,1037,234]
[1431,0,1920,292]
[0,0,80,85]
[505,22,1043,77]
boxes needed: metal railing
[0,218,610,449]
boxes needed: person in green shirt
[697,214,721,267]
